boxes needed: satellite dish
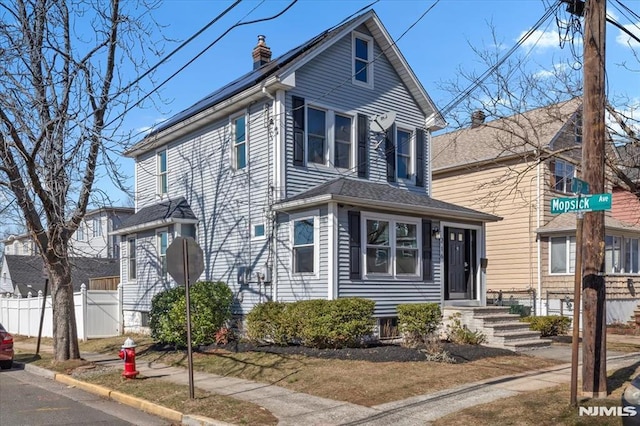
[371,111,396,133]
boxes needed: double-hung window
[157,231,168,277]
[128,238,137,280]
[307,107,326,165]
[397,129,412,180]
[334,114,352,169]
[93,218,101,237]
[157,150,168,196]
[352,32,373,87]
[233,115,246,170]
[550,236,576,274]
[625,238,639,274]
[364,215,420,278]
[291,211,318,274]
[551,160,574,193]
[77,224,85,241]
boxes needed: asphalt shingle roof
[116,196,197,231]
[277,177,500,221]
[3,255,119,297]
[537,213,640,234]
[432,98,581,172]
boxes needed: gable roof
[432,98,582,173]
[112,196,198,235]
[3,255,119,297]
[273,177,500,222]
[126,9,445,157]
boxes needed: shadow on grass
[606,361,640,395]
[14,353,41,363]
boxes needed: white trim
[352,31,374,89]
[549,235,576,275]
[156,148,168,199]
[275,89,286,201]
[110,217,198,236]
[328,202,338,300]
[396,127,414,182]
[441,221,484,304]
[289,210,320,278]
[252,223,267,240]
[127,235,137,282]
[361,212,422,280]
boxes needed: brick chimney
[252,35,272,70]
[471,110,486,128]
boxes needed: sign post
[551,185,611,406]
[166,236,204,400]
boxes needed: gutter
[110,218,199,236]
[272,194,502,222]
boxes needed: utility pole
[581,0,607,398]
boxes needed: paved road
[0,366,171,426]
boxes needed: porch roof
[536,213,640,234]
[273,177,501,222]
[111,196,198,236]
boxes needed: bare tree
[0,0,162,360]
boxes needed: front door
[445,227,476,300]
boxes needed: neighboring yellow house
[432,99,640,324]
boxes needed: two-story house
[432,99,640,324]
[2,206,133,259]
[113,10,500,334]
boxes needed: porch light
[432,226,441,240]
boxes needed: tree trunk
[49,257,80,361]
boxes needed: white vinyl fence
[0,284,122,340]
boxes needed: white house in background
[2,207,133,259]
[112,10,500,334]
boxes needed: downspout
[536,152,543,315]
[262,87,277,301]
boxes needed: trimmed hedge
[245,298,375,349]
[397,303,442,346]
[149,281,233,348]
[521,315,571,337]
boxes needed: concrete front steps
[443,306,552,352]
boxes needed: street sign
[571,178,590,195]
[550,193,612,214]
[166,236,204,286]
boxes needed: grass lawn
[433,363,640,426]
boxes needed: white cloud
[533,62,577,79]
[519,29,560,49]
[136,117,167,134]
[615,23,640,48]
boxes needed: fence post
[81,283,87,342]
[117,282,123,335]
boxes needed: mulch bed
[201,341,518,363]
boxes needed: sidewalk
[14,339,640,426]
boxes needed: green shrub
[245,301,291,345]
[508,304,531,317]
[245,298,375,349]
[521,315,571,337]
[149,281,233,348]
[397,303,442,347]
[445,312,487,345]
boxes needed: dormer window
[550,159,574,193]
[352,32,373,88]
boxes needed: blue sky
[105,0,639,206]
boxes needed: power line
[106,0,298,133]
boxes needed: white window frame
[304,103,355,170]
[290,210,320,277]
[552,159,575,194]
[396,127,414,181]
[231,113,247,170]
[549,235,576,275]
[157,149,168,196]
[361,212,422,280]
[606,234,640,275]
[77,223,85,241]
[624,237,640,274]
[157,229,168,278]
[252,223,266,240]
[128,237,137,281]
[352,31,374,88]
[92,217,102,237]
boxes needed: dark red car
[0,323,14,369]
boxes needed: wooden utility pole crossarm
[581,0,608,398]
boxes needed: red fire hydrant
[118,337,139,379]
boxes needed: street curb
[16,361,228,425]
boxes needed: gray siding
[285,27,430,198]
[274,207,329,302]
[131,101,274,316]
[337,207,442,317]
[136,150,157,209]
